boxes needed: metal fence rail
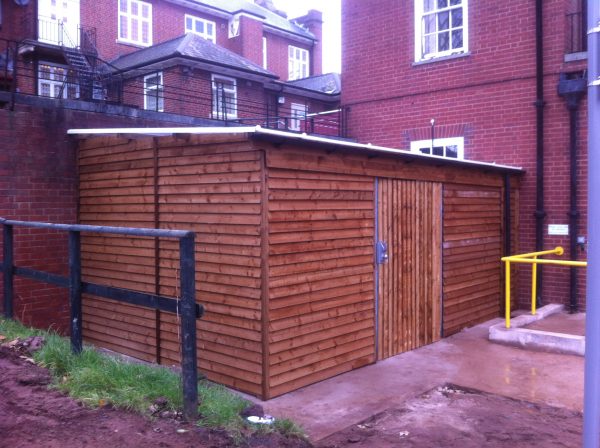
[0,218,203,420]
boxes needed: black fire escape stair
[61,46,99,100]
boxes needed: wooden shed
[70,127,522,399]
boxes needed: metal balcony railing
[0,37,343,137]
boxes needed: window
[289,103,306,131]
[118,0,152,46]
[211,75,237,119]
[415,0,468,61]
[185,15,216,43]
[144,72,163,112]
[38,62,79,99]
[410,137,464,159]
[262,37,268,69]
[288,46,309,80]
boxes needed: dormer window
[288,46,309,80]
[185,15,216,43]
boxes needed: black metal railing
[566,10,587,54]
[36,17,97,51]
[0,36,342,137]
[1,218,202,420]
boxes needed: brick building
[0,0,339,331]
[342,0,589,310]
[0,0,340,132]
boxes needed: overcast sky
[272,0,342,74]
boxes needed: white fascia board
[67,126,523,172]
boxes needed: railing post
[68,231,83,353]
[531,255,538,315]
[179,233,198,421]
[3,224,14,319]
[505,260,511,328]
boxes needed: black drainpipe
[558,72,587,313]
[534,0,546,306]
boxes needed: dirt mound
[0,344,310,448]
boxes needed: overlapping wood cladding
[78,134,265,395]
[77,132,521,400]
[441,184,504,336]
[266,166,376,398]
[79,136,158,361]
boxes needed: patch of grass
[0,318,305,442]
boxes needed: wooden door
[376,179,442,360]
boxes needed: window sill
[564,52,587,63]
[413,52,471,67]
[116,39,152,48]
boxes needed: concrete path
[258,318,583,441]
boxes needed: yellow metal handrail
[501,247,587,328]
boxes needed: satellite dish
[14,0,31,6]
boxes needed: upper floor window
[288,46,309,80]
[289,103,307,131]
[118,0,152,46]
[38,62,79,99]
[185,15,216,43]
[144,72,164,112]
[415,0,468,61]
[410,136,464,159]
[212,74,237,119]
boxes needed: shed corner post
[68,230,83,354]
[260,148,271,400]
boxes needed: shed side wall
[78,134,266,396]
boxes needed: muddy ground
[0,345,308,448]
[0,342,583,447]
[316,384,582,447]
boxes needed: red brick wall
[0,103,180,333]
[264,31,312,81]
[342,0,589,309]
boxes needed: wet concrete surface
[257,318,584,441]
[525,311,585,336]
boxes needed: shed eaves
[66,126,524,175]
[108,33,277,77]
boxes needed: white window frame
[289,103,306,131]
[211,74,237,119]
[185,14,216,43]
[410,136,464,159]
[288,45,309,80]
[262,36,268,69]
[118,0,152,46]
[38,61,79,99]
[414,0,468,62]
[143,72,164,112]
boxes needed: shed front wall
[264,142,518,397]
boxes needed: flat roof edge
[67,126,524,174]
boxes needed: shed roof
[67,126,524,174]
